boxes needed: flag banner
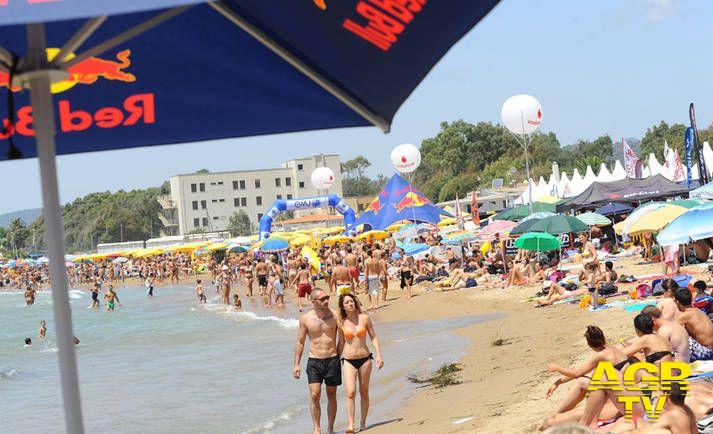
[685,127,694,190]
[690,103,709,184]
[672,149,685,182]
[471,191,480,226]
[623,138,640,178]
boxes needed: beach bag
[651,278,664,296]
[636,284,652,299]
[598,283,618,296]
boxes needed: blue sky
[1,0,711,214]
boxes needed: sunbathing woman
[535,281,588,307]
[541,325,632,430]
[507,258,530,286]
[621,313,674,368]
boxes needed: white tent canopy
[611,160,627,180]
[557,172,570,198]
[648,153,663,176]
[596,162,614,182]
[703,141,713,177]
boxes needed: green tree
[341,156,382,197]
[563,135,614,167]
[640,121,687,160]
[574,155,604,174]
[7,218,30,252]
[227,210,252,236]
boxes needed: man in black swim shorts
[294,289,342,434]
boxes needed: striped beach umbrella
[576,212,611,226]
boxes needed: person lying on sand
[535,281,588,307]
[542,326,633,431]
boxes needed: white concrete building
[159,155,342,235]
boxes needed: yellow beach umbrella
[537,194,560,204]
[323,234,352,245]
[626,205,687,236]
[289,234,312,247]
[134,248,164,258]
[318,227,344,236]
[437,217,457,227]
[206,242,229,252]
[386,222,408,232]
[355,230,389,241]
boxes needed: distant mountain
[0,208,42,228]
[612,137,641,163]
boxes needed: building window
[217,181,223,185]
[275,178,281,187]
[285,177,291,186]
[219,198,225,203]
[297,164,303,171]
[193,218,199,227]
[201,200,207,209]
[199,183,205,192]
[192,201,198,210]
[258,213,263,221]
[213,216,219,220]
[276,194,282,200]
[256,196,262,206]
[211,199,218,203]
[202,217,208,227]
[210,182,216,186]
[234,198,240,207]
[240,180,245,189]
[241,197,247,207]
[298,181,305,189]
[191,183,197,193]
[232,181,239,190]
[287,194,293,200]
[255,179,261,189]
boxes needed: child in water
[196,279,207,304]
[38,320,47,339]
[233,294,242,310]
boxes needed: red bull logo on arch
[394,191,429,213]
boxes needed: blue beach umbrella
[260,237,290,252]
[657,203,713,246]
[0,2,501,432]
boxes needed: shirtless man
[295,263,312,312]
[293,289,343,434]
[255,258,269,297]
[641,305,690,362]
[24,285,36,306]
[657,279,682,322]
[104,285,121,312]
[333,262,352,296]
[674,287,713,361]
[379,252,389,302]
[627,382,697,434]
[364,250,381,311]
[344,246,360,290]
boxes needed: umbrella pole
[27,24,85,434]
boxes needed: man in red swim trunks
[344,245,360,290]
[295,263,312,312]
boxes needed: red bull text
[343,0,427,52]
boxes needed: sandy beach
[349,257,709,434]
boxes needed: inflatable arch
[258,195,356,240]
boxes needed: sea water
[0,286,503,433]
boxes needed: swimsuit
[306,355,342,386]
[342,353,373,370]
[273,280,283,296]
[298,283,312,298]
[336,284,351,296]
[400,270,413,289]
[258,275,268,287]
[107,300,115,310]
[348,266,359,279]
[689,337,713,361]
[367,276,380,295]
[645,351,673,364]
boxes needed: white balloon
[310,167,335,190]
[501,94,542,135]
[390,143,421,174]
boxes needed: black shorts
[258,275,268,287]
[306,355,341,386]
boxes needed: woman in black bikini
[541,325,633,430]
[622,313,674,367]
[337,293,384,434]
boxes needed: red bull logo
[365,197,382,215]
[394,191,429,213]
[0,48,135,94]
[0,48,154,139]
